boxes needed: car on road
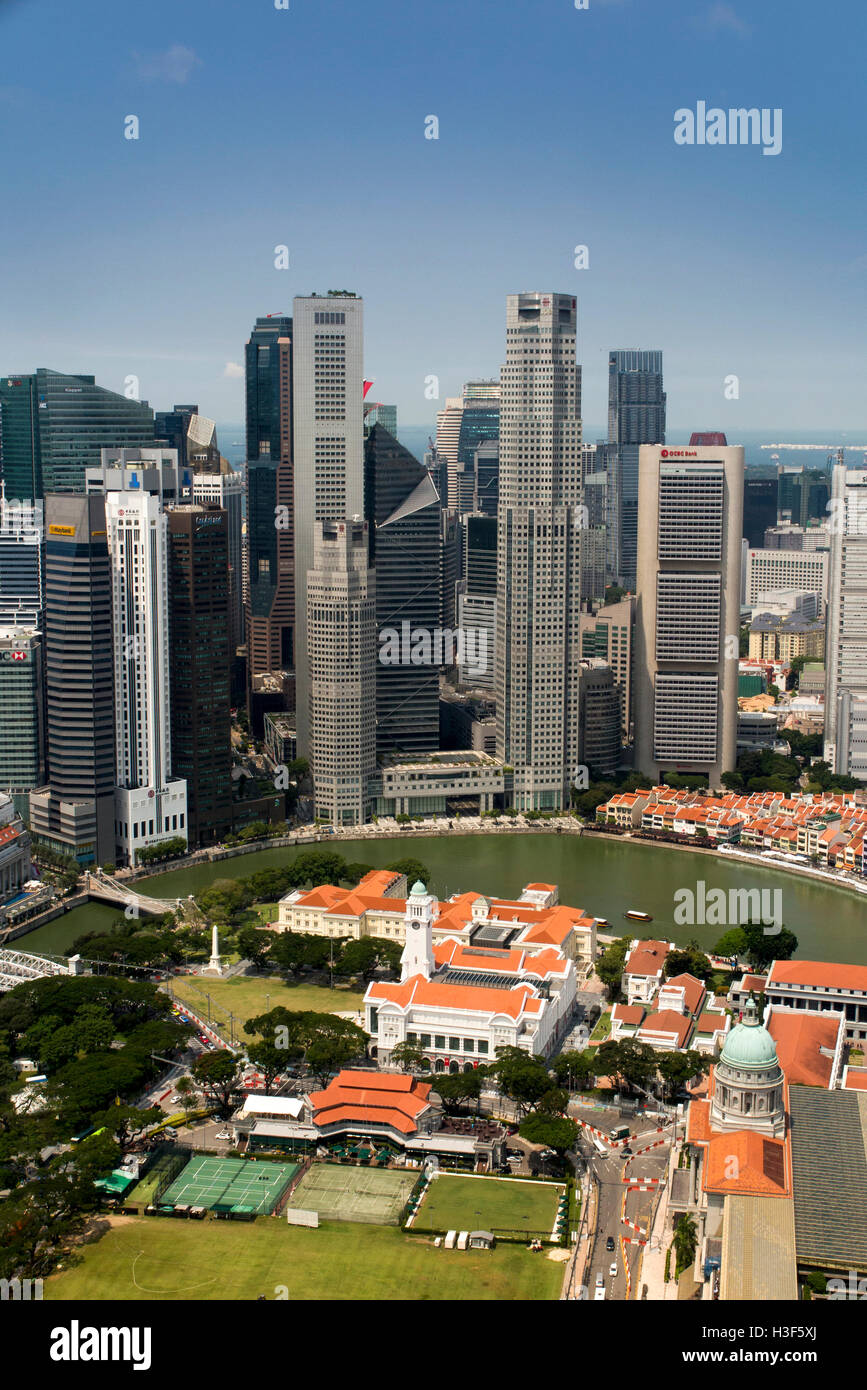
[594,1287,606,1301]
[621,1148,633,1159]
[214,1130,231,1141]
[595,1272,604,1289]
[605,1236,615,1251]
[609,1261,618,1278]
[164,1127,178,1138]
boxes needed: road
[575,1111,673,1301]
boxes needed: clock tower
[400,880,436,982]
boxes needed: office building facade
[293,294,365,760]
[633,443,744,788]
[168,507,233,846]
[245,315,295,685]
[0,369,155,499]
[0,492,43,626]
[578,596,634,737]
[29,494,116,864]
[607,351,666,589]
[364,423,441,754]
[307,519,376,826]
[496,292,584,811]
[825,467,867,776]
[0,627,44,819]
[105,491,187,864]
[744,547,829,608]
[192,469,245,654]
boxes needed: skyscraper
[364,423,441,754]
[824,466,867,778]
[607,351,666,589]
[168,506,232,846]
[0,626,44,820]
[435,380,500,511]
[192,469,245,656]
[154,404,199,469]
[307,519,376,825]
[105,490,187,865]
[457,513,497,690]
[293,293,365,760]
[0,369,155,499]
[495,292,583,811]
[742,471,778,546]
[633,441,744,787]
[29,493,116,864]
[245,315,294,685]
[0,490,43,626]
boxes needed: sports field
[169,975,365,1041]
[286,1163,416,1225]
[160,1155,298,1214]
[413,1174,563,1237]
[46,1217,564,1301]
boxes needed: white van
[594,1286,606,1301]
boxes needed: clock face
[412,922,420,930]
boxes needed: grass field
[414,1174,563,1238]
[287,1163,415,1225]
[46,1216,564,1301]
[169,974,365,1041]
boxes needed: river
[20,833,867,964]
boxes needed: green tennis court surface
[286,1163,417,1224]
[161,1155,298,1214]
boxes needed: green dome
[410,880,427,896]
[720,998,778,1069]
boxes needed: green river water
[18,833,867,965]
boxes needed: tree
[551,1049,597,1091]
[389,1041,429,1074]
[596,937,630,999]
[490,1047,550,1117]
[518,1112,578,1154]
[191,1051,244,1119]
[91,1103,159,1150]
[605,584,627,604]
[385,858,431,888]
[673,1212,698,1275]
[304,1017,368,1088]
[339,937,401,982]
[536,1086,569,1115]
[433,1069,484,1113]
[664,947,712,983]
[343,862,375,885]
[741,920,799,970]
[246,1035,299,1093]
[236,926,272,970]
[656,1050,708,1100]
[595,1039,657,1096]
[712,928,748,959]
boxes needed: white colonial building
[364,881,577,1070]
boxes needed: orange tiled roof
[768,959,867,993]
[624,939,671,978]
[703,1129,791,1197]
[767,1010,841,1087]
[695,1011,728,1034]
[663,972,706,1015]
[638,1010,693,1047]
[367,974,543,1019]
[612,1003,645,1025]
[308,1070,433,1135]
[843,1070,867,1091]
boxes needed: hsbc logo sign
[1,650,28,662]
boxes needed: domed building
[708,996,786,1139]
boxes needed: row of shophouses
[597,786,867,872]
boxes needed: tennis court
[286,1163,417,1225]
[160,1155,298,1214]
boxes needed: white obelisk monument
[202,922,224,976]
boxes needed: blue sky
[0,0,864,433]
